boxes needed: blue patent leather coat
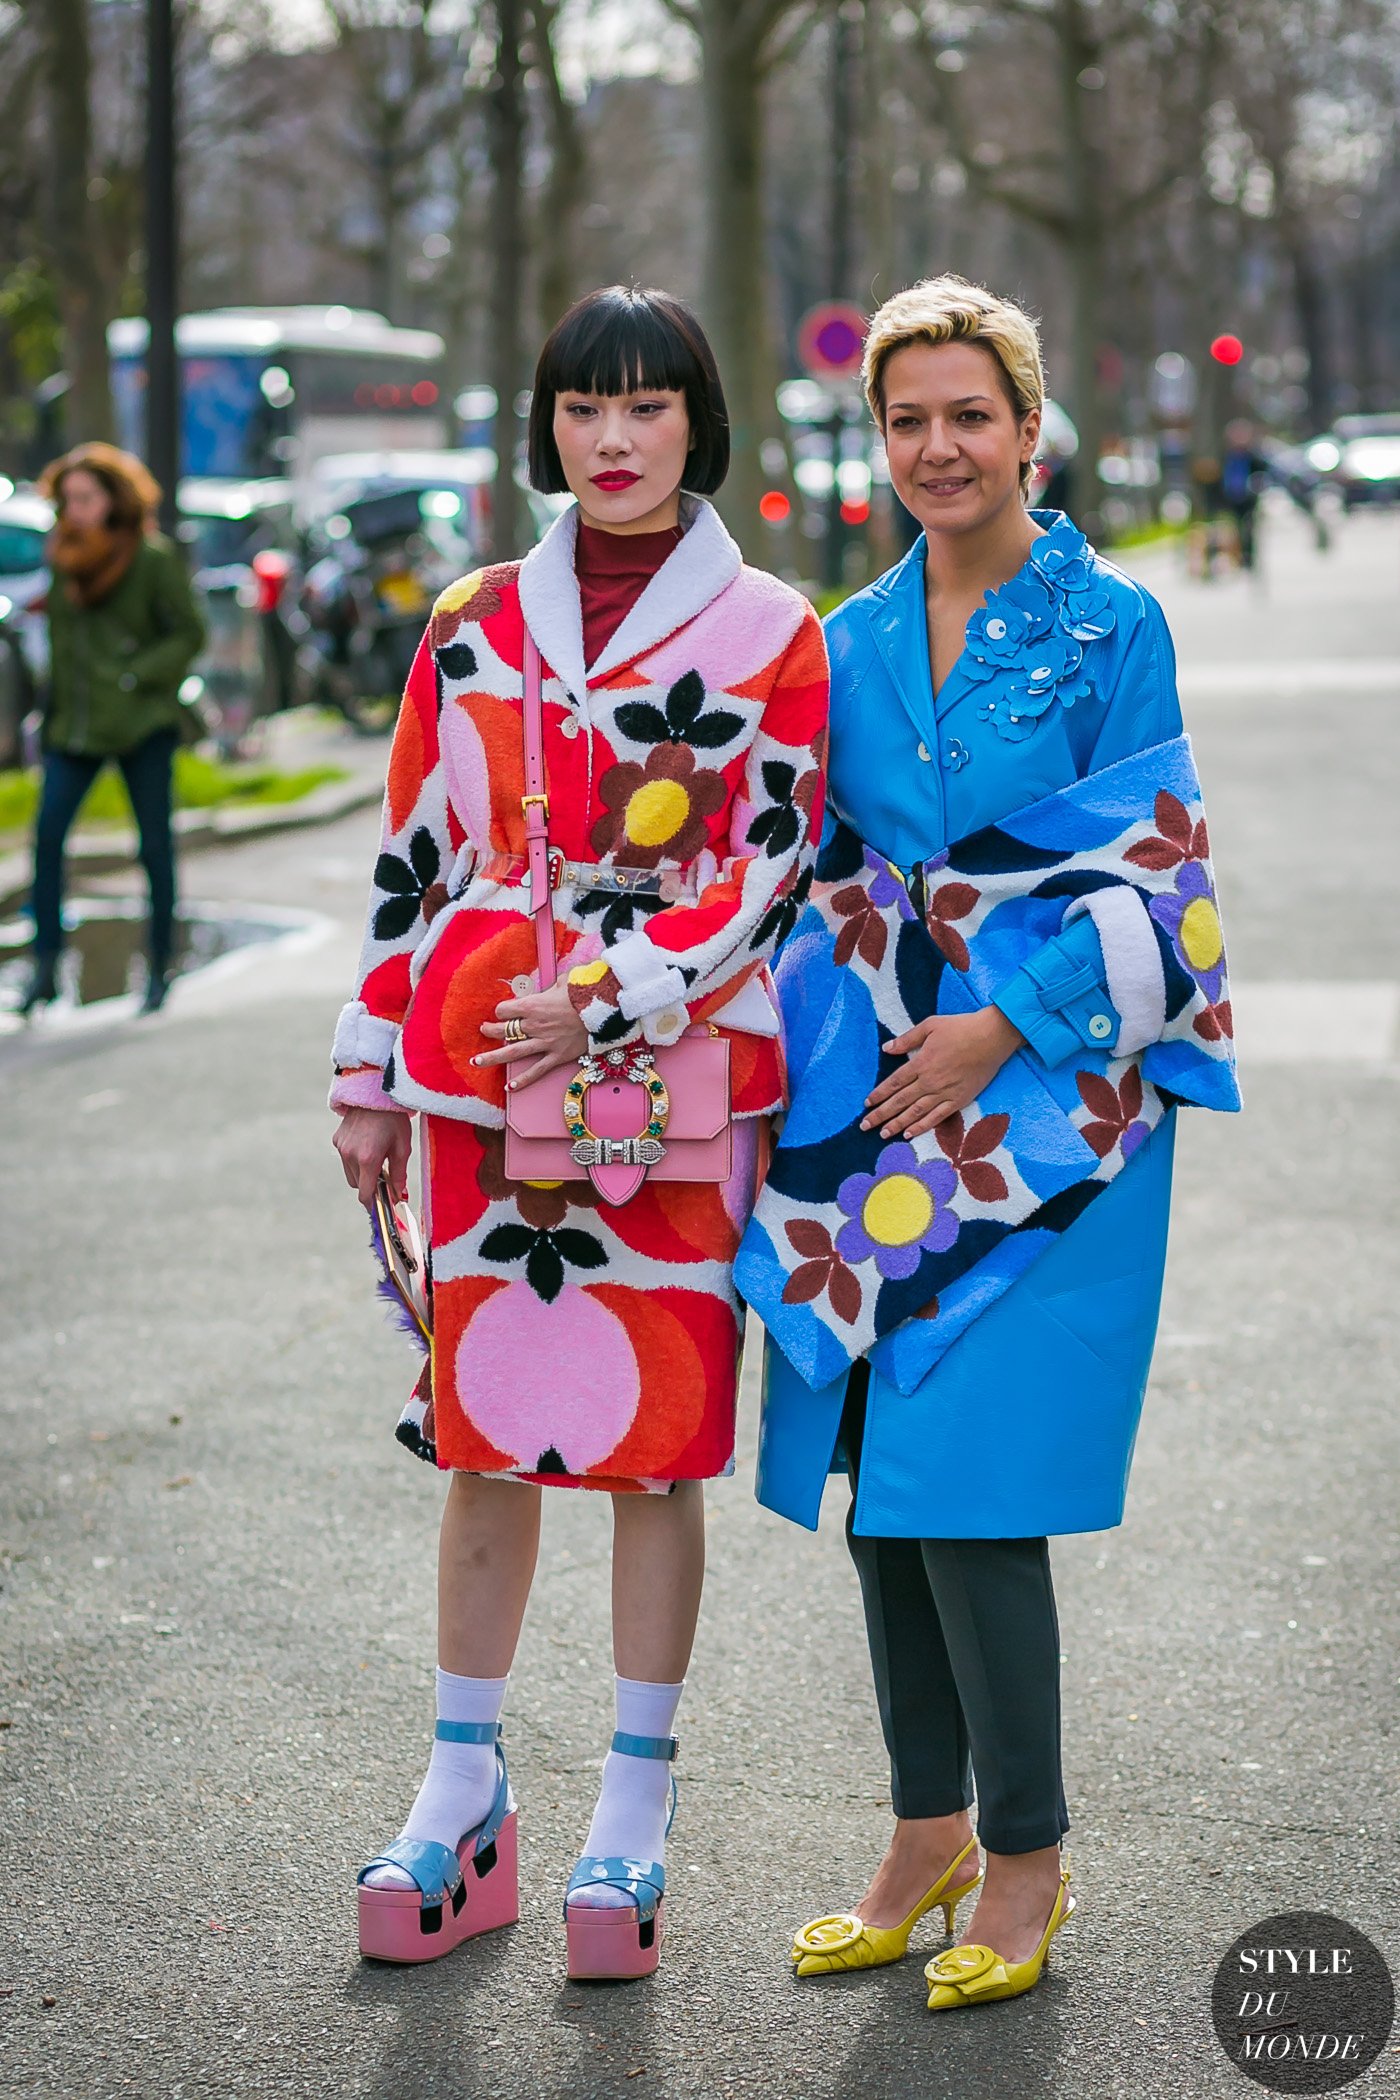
[755,513,1184,1539]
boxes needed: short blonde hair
[863,276,1044,495]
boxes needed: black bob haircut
[527,285,730,498]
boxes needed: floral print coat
[331,497,829,1489]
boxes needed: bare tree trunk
[531,0,585,335]
[44,0,112,442]
[1055,0,1105,533]
[697,2,769,556]
[487,0,527,559]
[1279,210,1333,433]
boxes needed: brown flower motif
[934,1109,1011,1202]
[925,881,979,973]
[830,884,889,969]
[781,1219,862,1325]
[590,743,728,868]
[476,1127,597,1231]
[1124,790,1209,873]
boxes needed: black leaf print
[480,1223,538,1264]
[750,863,814,951]
[375,851,417,894]
[436,641,478,679]
[614,700,673,744]
[574,889,665,944]
[373,892,422,942]
[408,827,441,887]
[615,669,744,750]
[552,1229,608,1271]
[525,1238,565,1303]
[666,670,705,731]
[685,708,745,748]
[762,759,797,803]
[593,1007,634,1045]
[747,804,802,859]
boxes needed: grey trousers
[842,1363,1070,1855]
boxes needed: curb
[0,775,384,921]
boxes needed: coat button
[658,874,681,903]
[657,1009,681,1034]
[917,741,932,762]
[559,717,580,740]
[1088,1013,1113,1040]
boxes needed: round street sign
[797,302,867,382]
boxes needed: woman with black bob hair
[332,285,829,1980]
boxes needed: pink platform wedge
[563,1729,677,1982]
[358,1721,518,1964]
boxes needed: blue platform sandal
[564,1730,677,1980]
[357,1721,519,1963]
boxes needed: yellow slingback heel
[924,1862,1074,2011]
[791,1835,982,1978]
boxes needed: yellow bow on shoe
[791,1837,981,1978]
[924,1866,1074,2011]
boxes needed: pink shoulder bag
[503,631,733,1208]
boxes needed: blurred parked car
[1309,415,1400,509]
[177,477,301,755]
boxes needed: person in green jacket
[22,442,205,1014]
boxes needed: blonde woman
[739,278,1238,2009]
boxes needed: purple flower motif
[1149,858,1227,1004]
[866,856,915,917]
[835,1142,960,1281]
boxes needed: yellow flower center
[862,1173,934,1248]
[625,778,691,847]
[1180,895,1223,973]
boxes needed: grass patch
[0,753,349,838]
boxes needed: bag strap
[521,629,558,991]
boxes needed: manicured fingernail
[859,1117,871,1130]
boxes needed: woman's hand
[334,1106,413,1208]
[861,1006,1024,1139]
[476,981,589,1089]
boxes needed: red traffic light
[1209,334,1244,367]
[759,490,791,524]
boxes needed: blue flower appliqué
[963,515,1116,744]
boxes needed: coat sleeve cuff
[329,1064,406,1115]
[331,999,400,1070]
[1063,887,1167,1055]
[992,915,1124,1068]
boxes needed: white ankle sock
[364,1668,509,1893]
[568,1675,684,1913]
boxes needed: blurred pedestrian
[1217,418,1270,570]
[742,276,1240,2014]
[21,443,204,1014]
[330,285,829,1981]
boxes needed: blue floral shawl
[735,735,1241,1396]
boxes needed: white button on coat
[1088,1013,1113,1040]
[917,741,932,762]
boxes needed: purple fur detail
[368,1207,430,1356]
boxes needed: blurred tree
[324,0,472,323]
[659,0,818,553]
[486,0,527,556]
[915,0,1221,530]
[39,0,114,441]
[530,0,586,334]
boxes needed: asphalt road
[3,504,1398,2100]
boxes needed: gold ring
[505,1017,528,1043]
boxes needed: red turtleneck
[575,519,683,670]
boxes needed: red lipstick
[591,471,641,490]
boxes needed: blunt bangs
[528,286,730,498]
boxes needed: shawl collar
[516,494,742,700]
